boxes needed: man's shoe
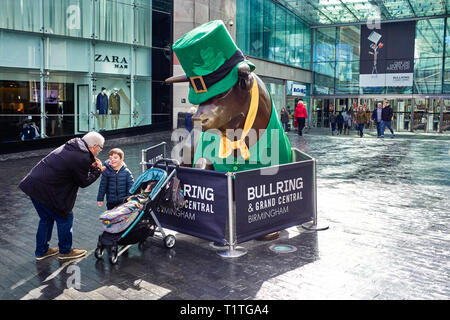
[36,247,59,261]
[58,248,87,260]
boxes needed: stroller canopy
[129,167,167,198]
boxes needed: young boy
[97,148,135,210]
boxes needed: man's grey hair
[82,131,105,147]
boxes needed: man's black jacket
[19,138,101,218]
[382,105,394,121]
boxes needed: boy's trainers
[58,248,87,260]
[36,247,59,261]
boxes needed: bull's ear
[237,62,250,76]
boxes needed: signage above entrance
[94,43,130,75]
[287,81,306,96]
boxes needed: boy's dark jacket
[97,160,134,205]
[19,138,101,218]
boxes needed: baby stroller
[94,159,182,264]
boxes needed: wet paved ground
[0,128,449,300]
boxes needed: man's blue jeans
[31,199,73,257]
[376,121,382,137]
[381,120,394,137]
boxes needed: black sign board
[155,166,229,244]
[234,161,315,243]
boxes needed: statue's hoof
[256,232,280,241]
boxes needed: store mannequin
[109,88,120,129]
[96,87,108,130]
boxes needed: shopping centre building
[1,0,449,150]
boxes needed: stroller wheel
[164,235,176,249]
[109,254,118,265]
[94,246,104,259]
[109,246,119,264]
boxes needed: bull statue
[166,20,292,173]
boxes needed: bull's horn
[237,62,250,74]
[165,74,189,83]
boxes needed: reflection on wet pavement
[0,131,449,299]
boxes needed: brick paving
[0,129,449,300]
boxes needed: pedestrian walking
[19,131,106,260]
[330,111,337,135]
[371,102,383,137]
[356,105,367,138]
[280,107,289,132]
[286,106,293,131]
[381,100,395,138]
[343,109,352,135]
[97,148,135,210]
[295,98,308,136]
[336,111,344,135]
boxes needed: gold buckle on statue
[190,76,207,93]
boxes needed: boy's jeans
[31,199,73,257]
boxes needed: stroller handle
[152,158,180,171]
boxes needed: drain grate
[269,244,297,253]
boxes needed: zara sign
[94,43,130,75]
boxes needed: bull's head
[165,63,255,132]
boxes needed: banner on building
[234,161,314,243]
[359,21,415,87]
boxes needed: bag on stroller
[156,176,185,213]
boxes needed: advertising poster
[360,21,415,88]
[234,161,314,243]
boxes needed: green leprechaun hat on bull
[167,20,255,105]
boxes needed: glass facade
[0,0,172,143]
[236,0,311,70]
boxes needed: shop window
[0,79,41,142]
[94,77,132,131]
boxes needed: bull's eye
[213,87,233,100]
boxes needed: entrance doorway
[312,98,334,128]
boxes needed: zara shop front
[0,0,173,148]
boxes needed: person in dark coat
[336,111,344,135]
[381,100,395,138]
[19,132,105,260]
[97,148,135,210]
[280,107,289,132]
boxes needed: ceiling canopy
[278,0,449,26]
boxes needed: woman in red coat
[294,99,308,136]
